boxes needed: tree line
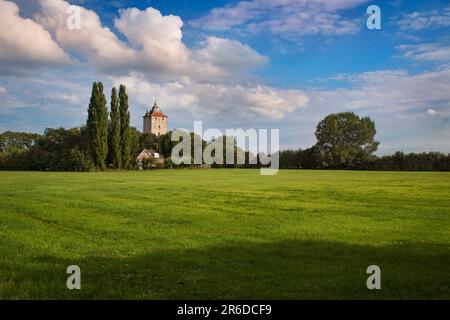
[278,112,450,171]
[0,86,449,171]
[0,82,168,171]
[0,127,173,171]
[278,148,450,171]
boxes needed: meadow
[0,169,449,299]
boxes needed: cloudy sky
[0,0,449,154]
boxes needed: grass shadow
[1,240,449,299]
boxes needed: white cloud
[247,11,360,36]
[0,0,298,123]
[394,6,450,31]
[0,0,70,74]
[111,73,309,120]
[20,1,290,120]
[329,70,409,84]
[114,7,188,73]
[190,0,367,36]
[33,0,136,71]
[191,37,268,81]
[310,69,450,113]
[0,86,6,94]
[44,92,82,106]
[426,108,450,120]
[278,68,450,154]
[398,44,450,62]
[29,1,267,82]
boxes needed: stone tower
[143,102,168,136]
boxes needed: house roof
[136,148,164,161]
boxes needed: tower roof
[144,101,168,118]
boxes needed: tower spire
[143,99,168,135]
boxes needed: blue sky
[0,0,449,154]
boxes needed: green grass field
[0,169,449,299]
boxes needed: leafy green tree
[0,127,94,171]
[86,82,109,170]
[315,112,379,168]
[31,128,91,171]
[119,85,131,169]
[129,127,141,167]
[86,83,98,160]
[0,134,4,153]
[109,87,121,169]
[141,156,160,170]
[0,131,40,153]
[299,145,326,169]
[163,157,174,169]
[69,148,95,172]
[158,131,175,158]
[370,151,450,171]
[279,149,301,169]
[139,133,158,151]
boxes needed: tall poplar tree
[109,87,121,169]
[86,82,108,170]
[119,85,131,169]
